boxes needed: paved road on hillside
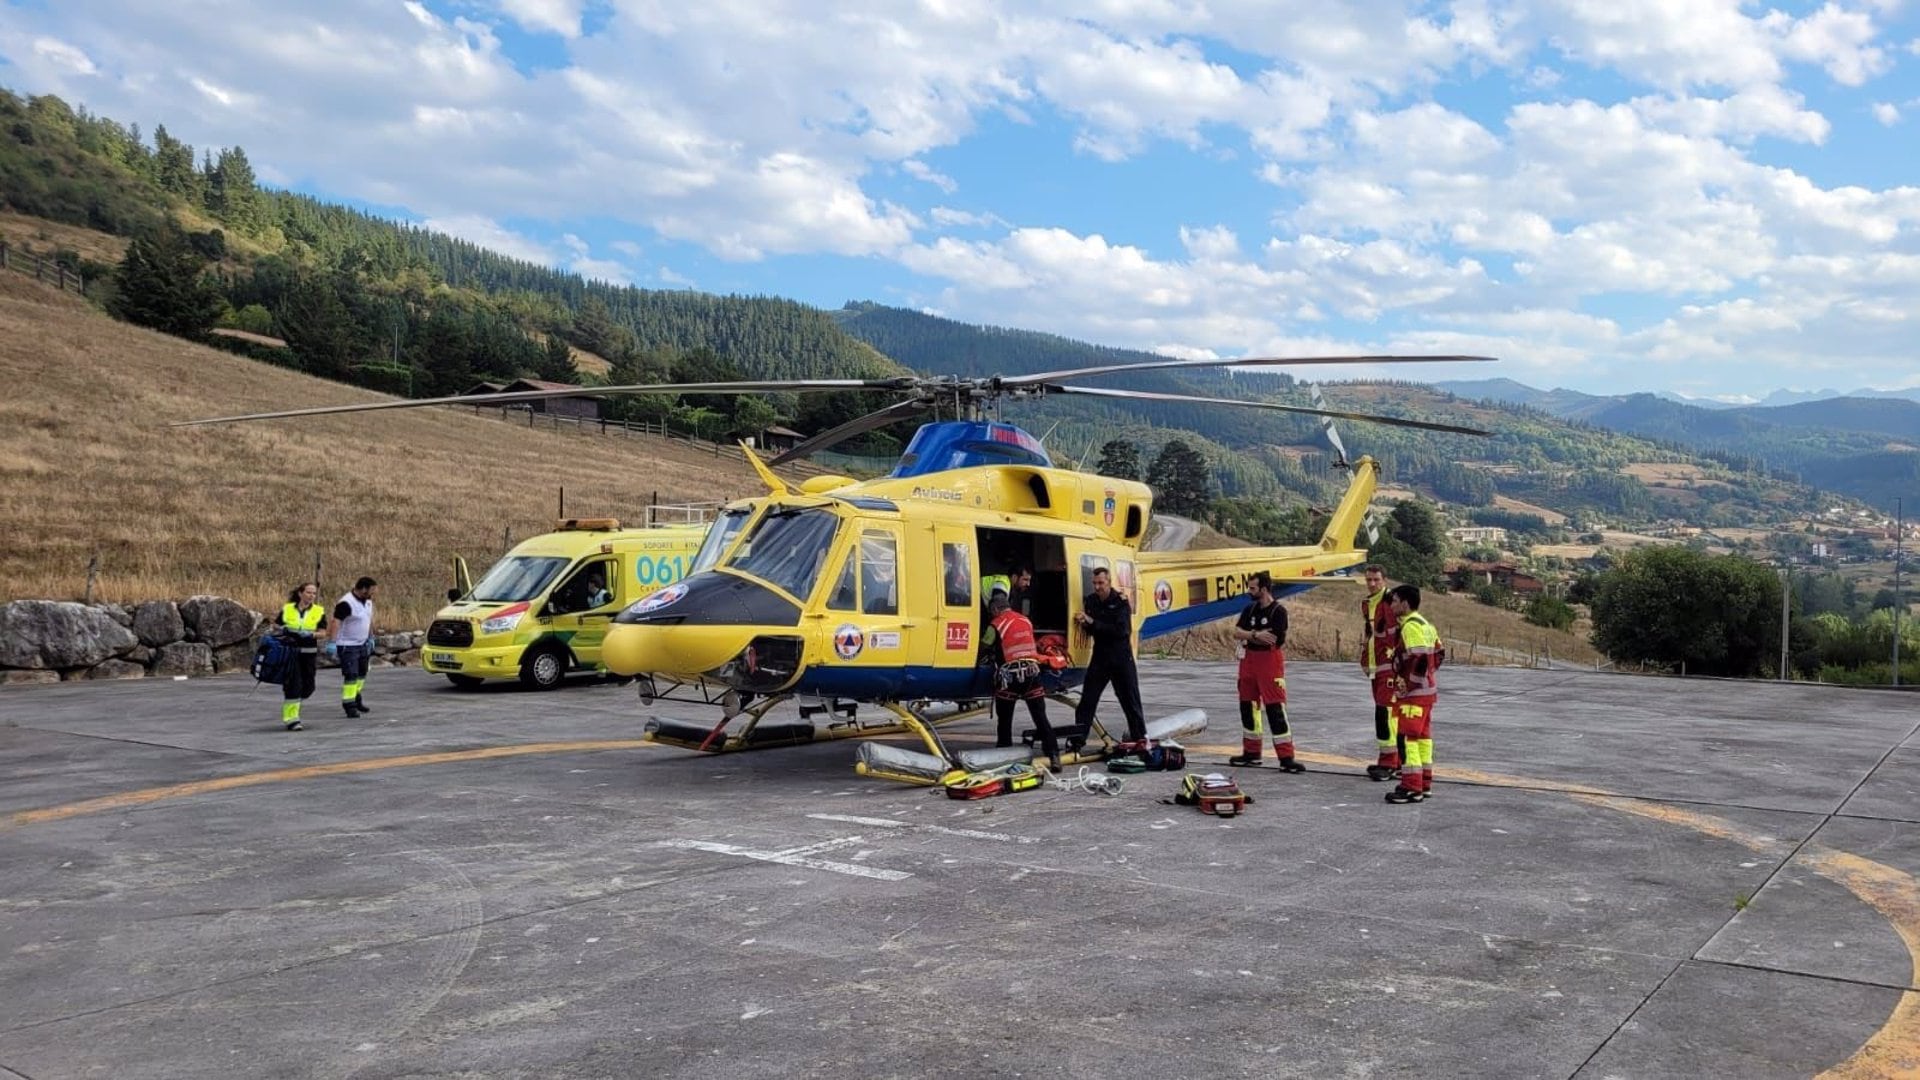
[1146,512,1199,551]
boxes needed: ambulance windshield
[726,507,840,600]
[692,507,753,573]
[468,556,569,603]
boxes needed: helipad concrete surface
[2,661,1917,1079]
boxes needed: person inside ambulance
[585,573,613,609]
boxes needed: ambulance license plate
[430,652,458,667]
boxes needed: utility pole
[1895,497,1904,687]
[1778,566,1790,681]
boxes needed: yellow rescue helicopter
[180,352,1492,783]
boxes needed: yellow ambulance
[425,518,710,689]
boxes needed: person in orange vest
[1360,564,1404,781]
[273,581,329,731]
[1227,571,1302,770]
[986,589,1063,772]
[1385,584,1442,804]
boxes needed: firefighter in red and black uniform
[986,590,1063,772]
[1228,571,1302,771]
[1385,584,1442,805]
[1360,563,1404,781]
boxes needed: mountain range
[1434,378,1920,512]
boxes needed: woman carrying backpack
[274,581,329,731]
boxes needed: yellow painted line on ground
[2,740,658,829]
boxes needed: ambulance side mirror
[446,588,460,602]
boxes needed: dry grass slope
[0,275,799,626]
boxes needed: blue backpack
[251,634,294,686]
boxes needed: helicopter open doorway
[975,527,1068,635]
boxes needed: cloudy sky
[4,1,1918,401]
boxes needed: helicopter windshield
[692,506,753,573]
[467,555,570,603]
[725,507,841,600]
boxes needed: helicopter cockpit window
[468,556,569,604]
[826,551,857,611]
[859,533,898,615]
[942,543,971,607]
[726,508,840,600]
[692,507,753,573]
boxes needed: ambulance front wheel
[520,645,570,690]
[445,674,484,690]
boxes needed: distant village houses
[1448,526,1508,545]
[1447,560,1546,596]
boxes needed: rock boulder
[212,641,257,675]
[132,601,186,648]
[0,600,138,669]
[179,596,259,648]
[85,659,147,680]
[0,669,60,686]
[151,641,214,677]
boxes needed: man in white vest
[333,577,378,718]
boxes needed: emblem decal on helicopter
[1153,580,1173,613]
[1103,489,1116,526]
[833,624,865,660]
[631,582,688,614]
[945,622,971,650]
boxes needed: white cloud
[31,36,97,75]
[1872,101,1900,125]
[423,215,557,264]
[902,159,957,194]
[497,0,585,38]
[1767,3,1889,86]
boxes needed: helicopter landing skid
[643,693,987,755]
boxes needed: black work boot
[352,696,370,715]
[1227,752,1261,767]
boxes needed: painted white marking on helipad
[806,812,1040,844]
[653,838,912,881]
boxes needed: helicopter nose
[601,621,747,677]
[603,570,804,678]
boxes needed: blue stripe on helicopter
[1139,583,1317,640]
[793,665,1087,701]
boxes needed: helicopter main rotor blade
[768,397,931,465]
[173,379,907,427]
[1006,353,1494,386]
[1046,384,1493,436]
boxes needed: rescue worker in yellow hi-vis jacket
[274,582,329,731]
[1360,564,1403,782]
[1384,584,1441,805]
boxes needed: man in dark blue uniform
[1074,566,1146,741]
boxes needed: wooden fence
[0,243,85,294]
[463,404,831,477]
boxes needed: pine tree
[151,125,199,200]
[1147,439,1213,516]
[107,227,222,339]
[207,147,263,234]
[537,333,576,382]
[1096,439,1142,481]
